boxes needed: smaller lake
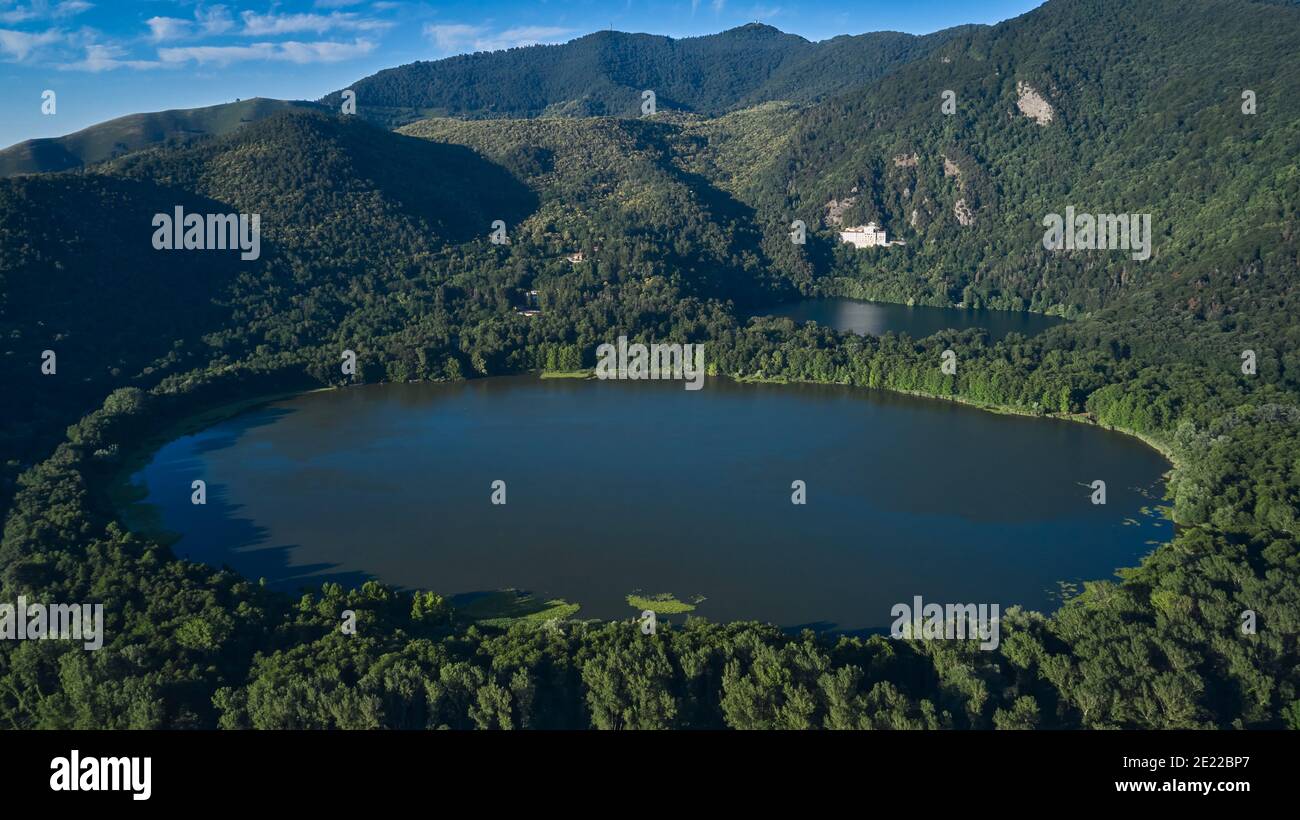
[749,298,1065,340]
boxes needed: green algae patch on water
[453,589,581,626]
[627,592,703,615]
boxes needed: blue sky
[0,0,1042,148]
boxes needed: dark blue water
[123,375,1168,631]
[749,298,1065,340]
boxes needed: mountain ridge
[319,22,979,127]
[0,98,324,178]
[0,22,973,176]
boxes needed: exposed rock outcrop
[954,198,974,226]
[1015,81,1054,125]
[824,195,857,227]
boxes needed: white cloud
[159,42,268,66]
[5,2,389,70]
[239,10,391,36]
[0,1,91,24]
[0,26,62,60]
[151,7,389,43]
[54,0,89,15]
[145,6,234,42]
[197,5,235,36]
[275,38,376,62]
[0,9,38,24]
[146,17,191,42]
[477,26,573,51]
[61,42,162,71]
[423,23,572,55]
[159,37,376,66]
[422,23,485,52]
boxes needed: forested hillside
[0,175,245,497]
[320,23,974,128]
[0,0,1297,730]
[742,0,1300,317]
[0,98,323,178]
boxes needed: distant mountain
[0,23,973,174]
[0,98,322,178]
[321,23,979,128]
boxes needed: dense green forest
[319,23,976,128]
[1,0,1298,729]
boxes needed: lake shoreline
[105,387,335,537]
[731,373,1177,470]
[111,368,1175,628]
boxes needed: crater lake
[119,375,1170,632]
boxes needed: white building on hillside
[839,222,889,248]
